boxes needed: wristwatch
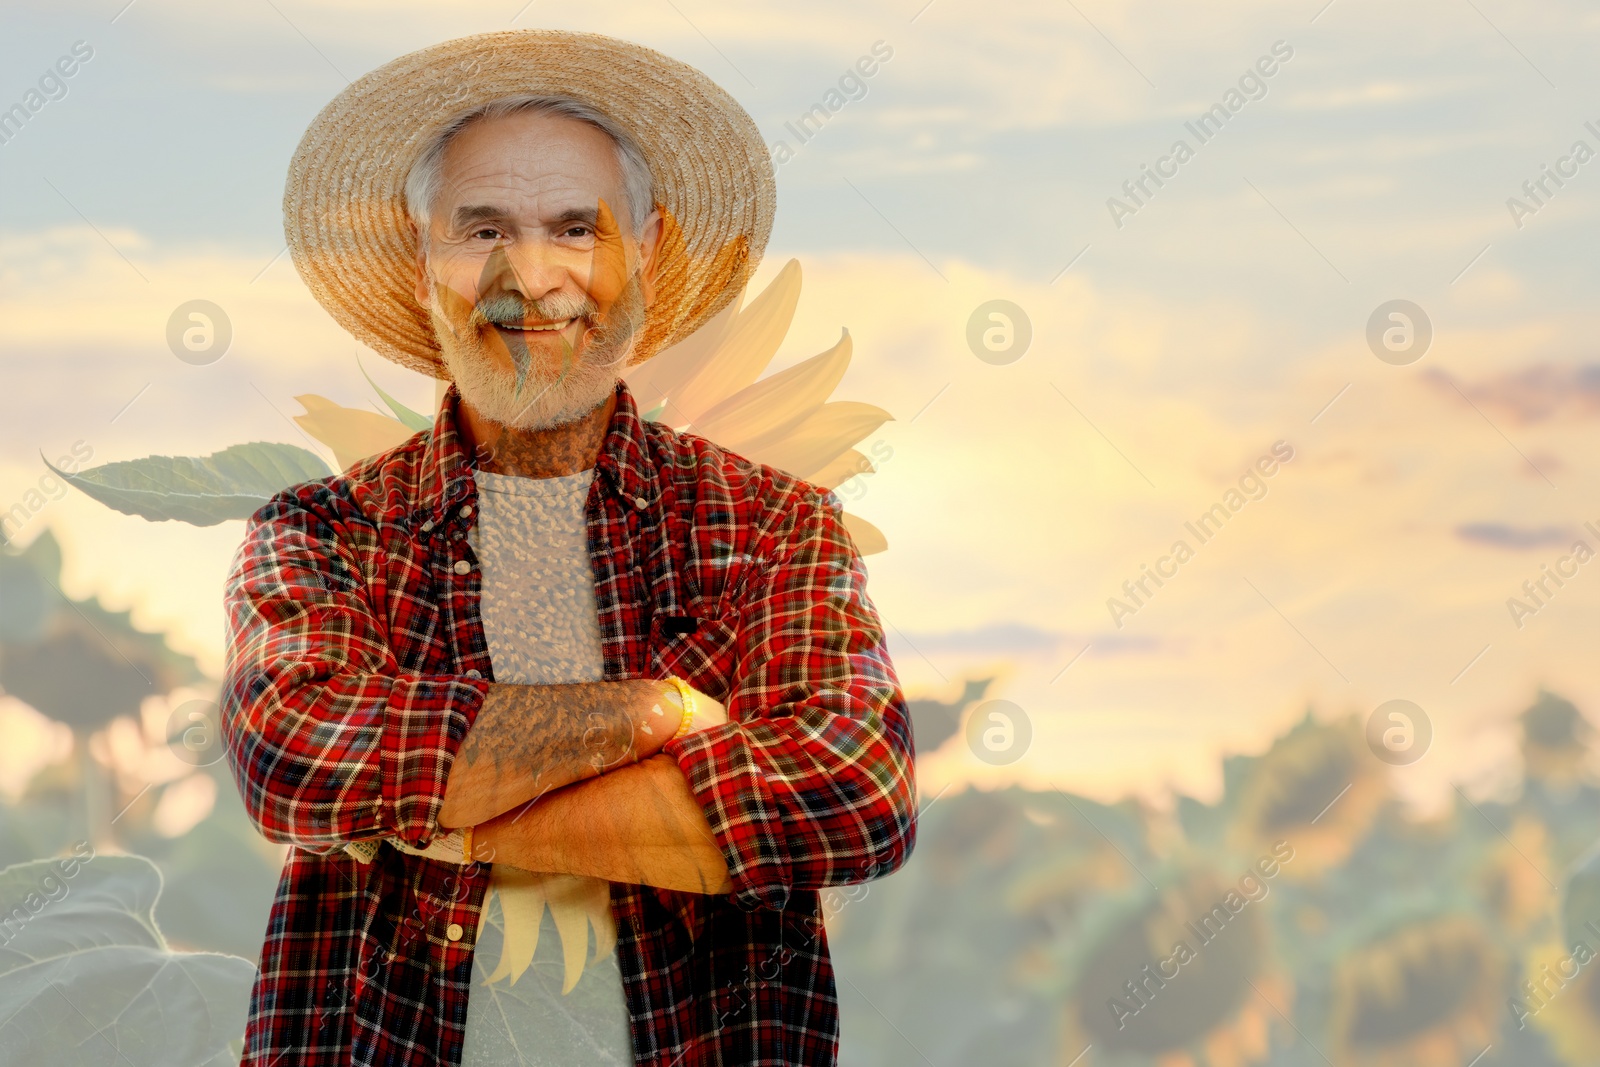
[666,675,697,740]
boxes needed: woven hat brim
[283,30,776,379]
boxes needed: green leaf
[0,851,255,1066]
[49,442,334,526]
[359,353,433,432]
[17,528,63,581]
[0,553,50,644]
[1565,844,1600,948]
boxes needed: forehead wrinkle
[450,202,601,231]
[436,116,630,232]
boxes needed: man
[220,28,916,1067]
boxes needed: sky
[3,0,1600,812]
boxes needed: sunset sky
[4,0,1600,814]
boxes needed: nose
[477,237,566,306]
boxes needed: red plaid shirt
[219,377,917,1067]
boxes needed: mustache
[469,291,597,328]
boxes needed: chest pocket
[646,601,741,707]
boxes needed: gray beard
[427,270,647,432]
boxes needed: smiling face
[411,109,664,431]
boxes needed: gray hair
[403,94,656,243]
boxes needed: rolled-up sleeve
[661,488,917,911]
[219,493,489,854]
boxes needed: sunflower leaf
[358,354,433,431]
[49,443,334,526]
[0,853,255,1067]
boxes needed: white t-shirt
[458,466,633,1067]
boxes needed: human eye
[471,226,505,241]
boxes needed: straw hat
[283,29,776,379]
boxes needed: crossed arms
[219,487,918,909]
[435,679,733,893]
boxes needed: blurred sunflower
[1523,940,1600,1063]
[0,530,206,846]
[1326,914,1502,1067]
[294,258,893,553]
[1477,813,1556,937]
[1521,690,1594,788]
[1006,840,1136,988]
[1061,868,1290,1067]
[1006,842,1133,925]
[920,785,1028,885]
[1227,715,1388,880]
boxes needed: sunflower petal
[542,874,607,995]
[670,259,802,424]
[808,449,874,491]
[841,511,888,555]
[585,880,617,963]
[292,394,414,471]
[742,401,893,479]
[483,868,547,986]
[625,293,741,417]
[692,328,851,455]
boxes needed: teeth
[494,319,571,332]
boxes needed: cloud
[1456,523,1575,550]
[884,622,1169,661]
[1423,364,1600,426]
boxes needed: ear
[636,205,667,307]
[410,221,429,306]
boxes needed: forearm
[438,678,685,828]
[472,754,732,895]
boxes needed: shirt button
[446,923,464,942]
[453,559,471,575]
[633,496,648,509]
[460,505,473,518]
[465,669,482,679]
[421,519,434,532]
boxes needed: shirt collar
[412,376,658,527]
